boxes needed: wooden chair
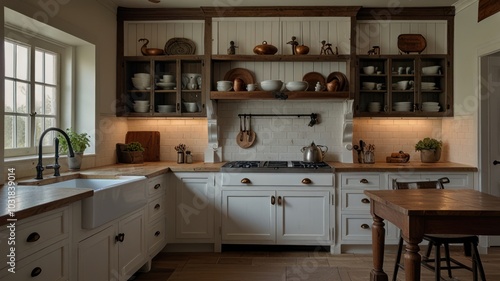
[392,177,486,281]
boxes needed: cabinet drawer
[147,195,165,222]
[147,218,166,256]
[340,174,381,188]
[341,214,398,242]
[0,208,68,262]
[341,190,373,211]
[148,175,166,197]
[222,173,333,186]
[0,240,68,281]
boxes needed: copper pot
[295,45,310,55]
[253,41,278,55]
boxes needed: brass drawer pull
[361,198,370,204]
[26,232,41,243]
[360,179,369,184]
[301,178,312,184]
[361,224,370,229]
[154,184,161,189]
[241,178,251,184]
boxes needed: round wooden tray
[326,71,348,91]
[223,68,256,87]
[164,38,196,55]
[303,72,325,91]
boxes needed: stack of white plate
[422,102,440,112]
[133,100,150,113]
[393,102,412,112]
[368,102,382,112]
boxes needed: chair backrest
[392,177,450,190]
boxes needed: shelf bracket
[273,92,288,100]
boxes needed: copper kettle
[301,142,328,162]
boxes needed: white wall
[444,0,500,166]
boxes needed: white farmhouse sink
[45,176,147,229]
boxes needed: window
[4,37,62,157]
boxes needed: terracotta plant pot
[420,148,441,163]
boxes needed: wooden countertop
[0,185,93,225]
[328,161,477,172]
[2,160,476,225]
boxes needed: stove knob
[301,178,312,184]
[241,178,251,184]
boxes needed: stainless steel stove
[221,161,333,173]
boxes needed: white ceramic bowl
[216,80,233,91]
[134,100,149,105]
[131,77,150,90]
[285,81,308,91]
[134,73,150,79]
[363,66,375,75]
[362,82,376,90]
[183,102,198,113]
[422,102,439,106]
[157,104,175,113]
[133,105,149,113]
[157,82,176,90]
[260,80,283,91]
[422,65,441,75]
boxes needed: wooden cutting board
[125,131,160,162]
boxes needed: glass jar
[185,151,193,164]
[364,151,375,164]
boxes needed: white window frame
[4,28,67,158]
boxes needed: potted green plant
[57,128,91,170]
[415,137,443,163]
[116,141,145,164]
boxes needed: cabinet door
[77,225,117,281]
[276,191,330,243]
[174,173,214,240]
[221,190,276,243]
[118,209,146,280]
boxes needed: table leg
[402,236,422,281]
[370,215,388,281]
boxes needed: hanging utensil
[245,116,256,147]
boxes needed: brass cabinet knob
[361,198,370,204]
[271,196,276,205]
[360,224,370,229]
[360,178,369,184]
[241,178,251,184]
[301,178,312,184]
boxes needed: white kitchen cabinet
[76,208,146,281]
[167,172,215,243]
[221,189,332,245]
[338,173,399,250]
[0,207,69,281]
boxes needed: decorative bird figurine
[138,38,165,56]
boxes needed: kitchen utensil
[303,72,325,91]
[244,116,256,148]
[301,142,328,162]
[236,116,247,148]
[326,71,347,91]
[253,41,278,55]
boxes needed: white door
[174,173,214,240]
[276,191,330,243]
[480,53,500,245]
[78,225,117,281]
[221,190,276,243]
[118,209,146,279]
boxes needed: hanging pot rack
[237,113,318,127]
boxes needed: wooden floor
[131,247,500,281]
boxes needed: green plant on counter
[415,137,442,151]
[125,141,145,152]
[58,128,91,154]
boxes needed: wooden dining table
[364,189,500,281]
